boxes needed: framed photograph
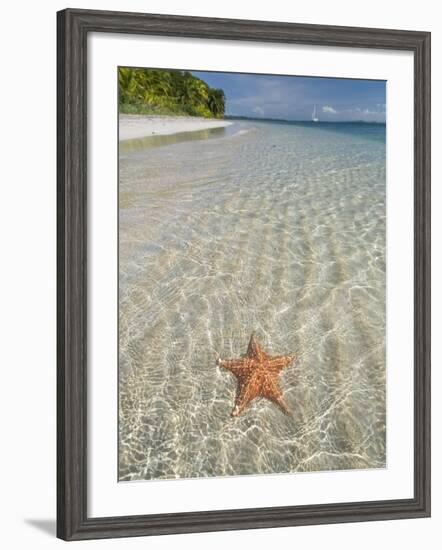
[57,8,431,541]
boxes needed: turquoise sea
[118,120,386,481]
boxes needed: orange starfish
[218,333,296,417]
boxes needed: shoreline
[119,114,232,142]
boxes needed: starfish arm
[218,358,254,378]
[262,376,291,415]
[231,379,258,417]
[267,354,296,374]
[247,333,269,361]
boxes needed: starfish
[218,333,296,417]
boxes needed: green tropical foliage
[119,68,226,118]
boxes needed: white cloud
[332,106,385,122]
[223,74,385,122]
[322,105,338,114]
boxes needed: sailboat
[312,104,319,122]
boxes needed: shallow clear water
[118,120,386,481]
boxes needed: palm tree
[118,67,140,104]
[118,67,226,118]
[179,74,210,114]
[139,70,173,106]
[208,88,226,118]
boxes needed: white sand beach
[119,114,232,141]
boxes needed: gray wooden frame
[57,8,431,541]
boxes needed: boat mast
[312,105,319,122]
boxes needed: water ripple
[119,121,386,481]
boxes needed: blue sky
[192,71,386,122]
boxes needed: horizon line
[224,115,386,124]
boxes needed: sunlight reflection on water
[118,121,386,482]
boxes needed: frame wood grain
[57,8,431,541]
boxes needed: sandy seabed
[118,120,387,482]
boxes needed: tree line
[119,68,226,118]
